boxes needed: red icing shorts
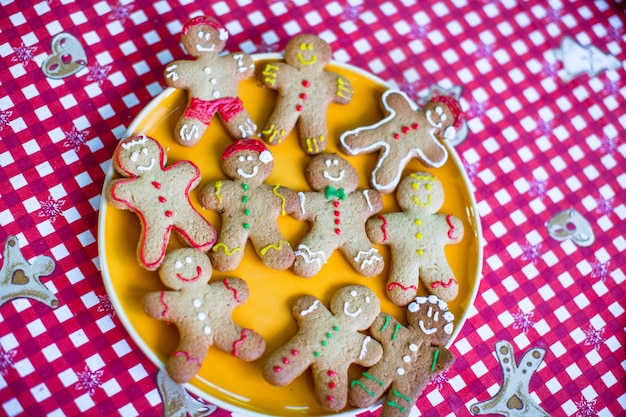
[184,96,244,125]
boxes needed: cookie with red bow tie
[289,153,384,277]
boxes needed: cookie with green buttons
[199,139,298,271]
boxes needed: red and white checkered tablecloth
[0,1,624,416]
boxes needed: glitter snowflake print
[340,3,363,22]
[11,43,38,65]
[97,294,116,317]
[429,371,449,390]
[521,241,542,265]
[590,260,611,283]
[38,196,66,222]
[0,110,13,131]
[583,325,605,351]
[574,395,597,417]
[512,309,535,334]
[594,195,614,216]
[108,2,134,23]
[529,178,547,198]
[64,127,90,151]
[87,64,111,85]
[0,348,17,375]
[76,365,104,396]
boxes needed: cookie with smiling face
[199,139,298,271]
[339,89,463,194]
[263,285,383,412]
[366,172,463,304]
[259,34,354,154]
[144,248,265,383]
[290,153,384,278]
[106,135,217,271]
[164,16,256,146]
[349,295,455,417]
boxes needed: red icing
[327,370,336,377]
[329,382,336,388]
[431,278,458,289]
[223,279,241,303]
[158,196,166,203]
[282,357,290,364]
[302,80,310,87]
[393,133,400,139]
[326,396,335,402]
[446,215,457,239]
[402,125,410,134]
[173,351,201,366]
[152,181,161,189]
[387,282,417,292]
[165,210,173,217]
[291,349,299,356]
[411,123,419,129]
[233,329,250,357]
[296,104,303,112]
[159,291,169,317]
[176,266,202,282]
[273,366,282,373]
[334,219,340,225]
[378,215,389,242]
[333,201,339,207]
[299,93,307,99]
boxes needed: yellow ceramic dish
[98,53,483,416]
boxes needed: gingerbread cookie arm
[227,52,255,80]
[328,73,354,105]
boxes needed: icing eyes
[129,148,148,162]
[325,159,339,167]
[174,257,194,269]
[238,155,254,162]
[299,43,314,51]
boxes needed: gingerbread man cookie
[164,16,256,146]
[199,139,298,271]
[144,248,265,383]
[349,295,455,417]
[106,135,217,271]
[339,89,462,193]
[259,34,353,154]
[263,285,383,412]
[290,153,384,278]
[366,172,463,305]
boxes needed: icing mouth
[419,320,437,335]
[237,166,258,178]
[323,170,345,182]
[195,43,216,52]
[176,266,202,282]
[137,158,155,171]
[297,53,317,65]
[343,302,362,317]
[426,109,442,128]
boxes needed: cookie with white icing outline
[339,89,462,194]
[164,16,256,146]
[349,295,455,417]
[289,153,384,278]
[365,172,463,305]
[106,134,217,271]
[262,285,383,412]
[144,248,265,383]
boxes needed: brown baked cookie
[259,34,353,154]
[366,172,463,305]
[106,135,217,271]
[339,89,463,193]
[164,16,256,146]
[263,285,383,412]
[290,153,384,278]
[199,139,297,271]
[144,248,265,383]
[349,295,455,417]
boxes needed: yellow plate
[98,53,483,416]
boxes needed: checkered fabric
[0,1,624,416]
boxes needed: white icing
[197,312,206,321]
[323,169,345,182]
[294,245,327,266]
[409,343,418,352]
[418,320,437,335]
[192,299,202,308]
[137,158,155,171]
[259,150,273,164]
[180,123,199,142]
[121,135,148,149]
[203,326,211,334]
[403,355,411,363]
[300,300,320,316]
[343,301,362,318]
[362,190,374,212]
[359,336,372,360]
[237,166,258,179]
[297,192,306,215]
[396,367,405,376]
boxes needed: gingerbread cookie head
[396,172,444,214]
[423,95,463,142]
[114,135,165,178]
[304,153,359,193]
[158,248,210,291]
[181,16,228,58]
[220,139,274,185]
[284,34,332,71]
[329,285,380,328]
[407,295,454,346]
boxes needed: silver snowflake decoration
[521,241,542,265]
[256,41,280,53]
[600,134,619,155]
[408,24,429,41]
[64,127,89,151]
[0,110,13,131]
[512,309,535,334]
[574,395,597,417]
[38,196,66,222]
[87,64,111,85]
[590,260,610,283]
[11,43,38,65]
[0,348,17,375]
[109,2,134,23]
[583,326,605,351]
[429,370,449,390]
[97,294,116,317]
[594,195,614,216]
[76,365,104,395]
[467,98,488,119]
[547,6,563,23]
[477,42,493,59]
[541,60,560,79]
[535,118,554,138]
[464,161,480,182]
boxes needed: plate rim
[97,52,483,417]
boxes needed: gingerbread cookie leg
[167,332,210,383]
[340,243,384,277]
[174,209,217,250]
[250,229,294,271]
[298,111,328,154]
[210,233,248,272]
[220,108,257,140]
[420,261,459,302]
[312,363,350,411]
[139,219,171,270]
[292,239,333,278]
[175,117,208,147]
[260,100,300,146]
